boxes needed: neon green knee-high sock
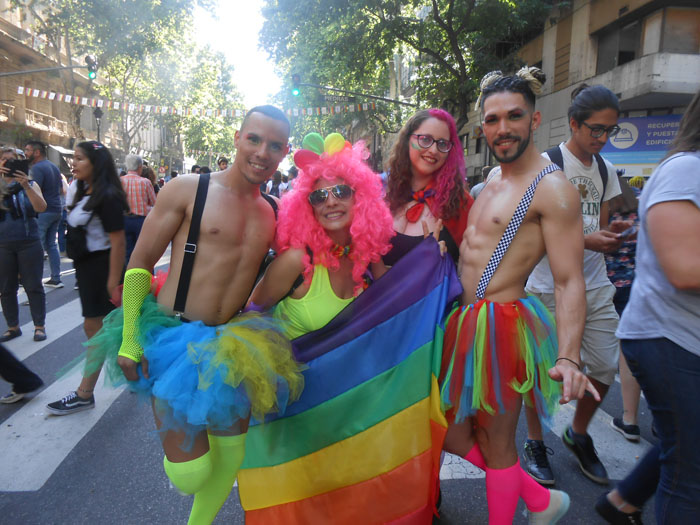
[163,452,213,495]
[187,433,247,525]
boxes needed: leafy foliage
[10,0,240,158]
[261,0,565,130]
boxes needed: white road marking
[2,299,83,360]
[0,369,126,491]
[0,250,175,493]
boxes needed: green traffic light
[88,71,96,80]
[291,87,300,96]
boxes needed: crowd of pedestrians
[1,79,698,524]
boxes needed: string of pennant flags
[17,85,377,118]
[187,149,233,158]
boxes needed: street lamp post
[93,107,103,142]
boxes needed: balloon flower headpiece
[293,132,363,170]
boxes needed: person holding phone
[0,147,48,342]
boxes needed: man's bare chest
[189,194,274,249]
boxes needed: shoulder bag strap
[173,173,210,314]
[545,145,564,172]
[594,153,608,204]
[475,164,559,300]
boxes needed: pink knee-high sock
[485,462,522,524]
[464,443,550,513]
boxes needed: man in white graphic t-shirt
[522,84,632,486]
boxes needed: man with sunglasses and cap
[523,84,633,487]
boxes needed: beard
[488,126,532,164]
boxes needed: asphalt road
[1,256,657,524]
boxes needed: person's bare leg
[619,353,641,426]
[572,377,609,434]
[76,316,105,399]
[476,406,521,469]
[443,419,476,457]
[152,398,211,462]
[525,405,544,440]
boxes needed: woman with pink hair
[249,133,394,337]
[384,109,474,266]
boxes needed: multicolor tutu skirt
[439,295,560,427]
[83,295,304,439]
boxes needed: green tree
[262,0,566,130]
[178,47,244,166]
[9,0,220,151]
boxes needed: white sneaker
[529,489,570,525]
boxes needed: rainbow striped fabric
[238,238,462,524]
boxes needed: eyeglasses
[581,122,621,139]
[308,184,354,207]
[410,134,453,153]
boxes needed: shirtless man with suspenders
[114,106,303,525]
[440,68,599,524]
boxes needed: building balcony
[592,52,700,111]
[24,108,68,136]
[0,102,14,122]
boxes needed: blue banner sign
[601,115,682,165]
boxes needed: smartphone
[6,159,30,177]
[618,225,637,239]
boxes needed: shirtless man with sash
[440,68,599,524]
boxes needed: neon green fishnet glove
[118,268,153,363]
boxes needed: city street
[1,255,657,524]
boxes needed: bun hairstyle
[475,66,547,110]
[567,84,620,124]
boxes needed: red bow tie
[405,186,435,223]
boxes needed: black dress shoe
[595,492,643,524]
[562,426,609,484]
[522,439,555,485]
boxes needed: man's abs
[460,219,546,305]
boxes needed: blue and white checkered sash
[475,164,559,300]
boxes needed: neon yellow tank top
[274,264,354,339]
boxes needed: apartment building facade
[463,0,700,181]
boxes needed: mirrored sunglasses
[308,184,354,207]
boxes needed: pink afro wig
[277,141,394,291]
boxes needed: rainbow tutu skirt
[84,295,304,437]
[439,295,560,427]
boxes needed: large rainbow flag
[238,238,462,524]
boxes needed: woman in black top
[47,141,128,415]
[0,148,48,342]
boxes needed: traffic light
[85,55,98,80]
[291,74,301,96]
